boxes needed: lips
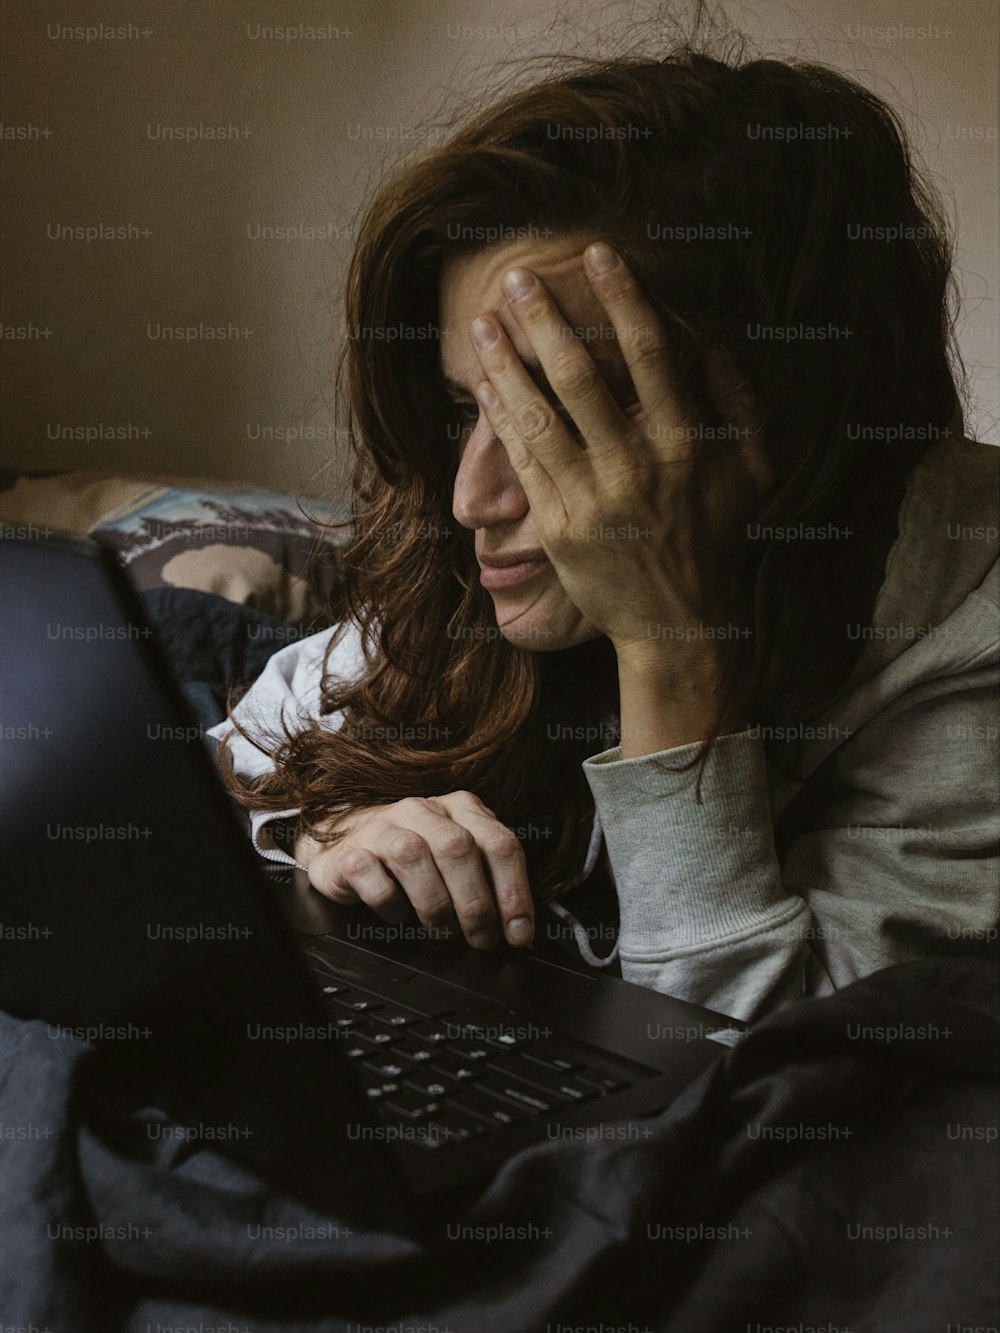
[478,548,548,568]
[478,556,550,590]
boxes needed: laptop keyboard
[309,967,656,1152]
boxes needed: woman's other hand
[293,791,535,949]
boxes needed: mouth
[478,555,550,590]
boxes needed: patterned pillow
[93,487,349,624]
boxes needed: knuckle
[456,901,498,933]
[483,830,523,861]
[551,355,599,400]
[513,400,555,442]
[365,884,400,914]
[386,829,427,867]
[629,321,667,370]
[434,828,477,862]
[463,791,496,817]
[395,796,433,821]
[450,789,487,810]
[339,846,375,877]
[316,876,357,904]
[418,897,455,928]
[598,273,634,303]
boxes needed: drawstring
[538,808,620,969]
[546,899,621,969]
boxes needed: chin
[492,598,600,653]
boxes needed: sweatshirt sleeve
[582,648,1000,1024]
[206,622,365,868]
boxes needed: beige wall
[1,0,996,498]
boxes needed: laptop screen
[0,535,410,1224]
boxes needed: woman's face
[438,232,636,652]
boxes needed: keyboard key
[417,1109,485,1150]
[475,1072,560,1116]
[428,1054,481,1082]
[517,1039,583,1072]
[481,1026,530,1051]
[363,1082,400,1101]
[521,1040,638,1091]
[361,1057,406,1079]
[409,1018,461,1045]
[382,1089,441,1120]
[368,1005,421,1028]
[349,1019,402,1047]
[492,1053,598,1103]
[331,990,385,1014]
[391,1036,436,1063]
[412,1127,449,1151]
[444,1035,495,1062]
[403,1072,452,1099]
[435,1106,486,1137]
[573,1064,629,1093]
[451,1086,531,1127]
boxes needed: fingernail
[471,316,498,346]
[476,379,500,410]
[585,242,618,274]
[502,267,535,300]
[506,916,534,948]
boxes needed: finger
[382,801,502,950]
[308,844,411,924]
[470,316,571,521]
[433,789,497,820]
[498,264,629,473]
[448,809,535,948]
[583,242,693,463]
[435,792,534,948]
[362,821,465,939]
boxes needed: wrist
[616,635,722,681]
[614,642,732,757]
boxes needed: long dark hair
[219,41,967,900]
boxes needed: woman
[210,47,999,1023]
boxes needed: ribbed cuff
[582,730,789,950]
[249,808,305,869]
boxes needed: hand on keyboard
[294,791,535,950]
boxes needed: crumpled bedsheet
[1,953,996,1333]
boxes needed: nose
[451,409,529,532]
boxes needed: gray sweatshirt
[207,431,999,1022]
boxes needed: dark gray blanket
[1,954,996,1333]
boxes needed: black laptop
[0,533,744,1234]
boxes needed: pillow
[94,487,348,624]
[0,468,349,625]
[0,467,164,537]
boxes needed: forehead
[437,232,620,384]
